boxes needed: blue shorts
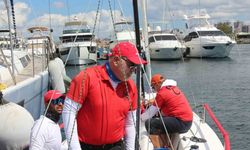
[145,116,192,134]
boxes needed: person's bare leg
[149,135,161,148]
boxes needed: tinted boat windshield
[60,35,93,43]
[155,35,177,41]
[198,31,225,36]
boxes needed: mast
[132,0,143,149]
[141,0,151,80]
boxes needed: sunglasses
[122,57,137,70]
[51,97,65,105]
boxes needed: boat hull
[150,47,185,60]
[177,113,224,150]
[2,71,49,119]
[59,42,97,65]
[184,41,235,58]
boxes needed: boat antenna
[66,0,70,22]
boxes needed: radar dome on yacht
[147,26,151,32]
[0,101,34,149]
[155,26,161,31]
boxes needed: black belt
[80,139,124,150]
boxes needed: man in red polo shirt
[62,42,147,150]
[141,74,193,148]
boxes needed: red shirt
[153,86,193,122]
[67,65,137,145]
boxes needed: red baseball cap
[110,42,147,65]
[44,90,64,104]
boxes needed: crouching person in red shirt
[62,42,147,150]
[141,74,193,148]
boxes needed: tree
[216,22,232,35]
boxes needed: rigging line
[89,0,101,59]
[33,42,55,140]
[63,0,93,66]
[165,0,175,30]
[108,0,140,148]
[34,90,59,140]
[151,96,175,150]
[108,0,135,110]
[108,0,117,39]
[96,0,104,39]
[162,0,166,29]
[67,71,87,148]
[116,0,135,40]
[66,0,70,22]
[197,0,207,107]
[26,0,39,27]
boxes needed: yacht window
[148,37,155,43]
[60,35,94,43]
[184,32,198,42]
[189,32,199,38]
[25,55,31,62]
[198,31,225,36]
[88,46,96,53]
[19,56,28,67]
[183,36,191,42]
[155,35,177,41]
[63,29,91,34]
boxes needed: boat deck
[4,56,47,87]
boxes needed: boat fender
[183,47,190,57]
[0,102,34,149]
[0,83,7,90]
[48,57,67,93]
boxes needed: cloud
[2,0,250,39]
[143,0,250,30]
[22,9,126,40]
[25,14,66,40]
[14,2,31,26]
[53,1,65,9]
[0,2,30,31]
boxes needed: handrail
[203,103,230,150]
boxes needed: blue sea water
[66,44,250,150]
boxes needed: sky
[0,0,250,40]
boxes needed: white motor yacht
[109,19,136,49]
[58,17,97,65]
[27,26,56,56]
[148,27,185,60]
[183,13,236,58]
